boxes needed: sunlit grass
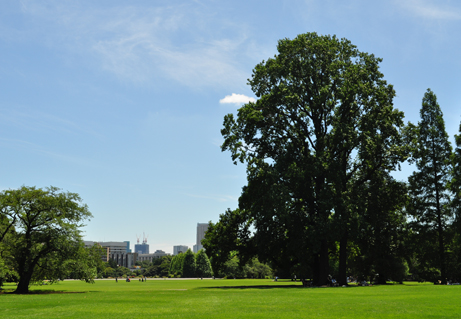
[1,279,461,318]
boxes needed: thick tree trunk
[14,271,33,294]
[434,171,446,285]
[313,239,329,286]
[438,214,446,284]
[338,232,348,286]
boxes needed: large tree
[220,32,407,285]
[408,89,453,284]
[352,169,409,283]
[0,186,98,293]
[451,121,461,222]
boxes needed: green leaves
[218,32,407,285]
[0,186,95,293]
[408,89,453,283]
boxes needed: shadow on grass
[200,285,304,290]
[199,284,364,290]
[199,283,387,290]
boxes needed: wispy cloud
[398,0,461,20]
[12,1,254,89]
[220,93,256,105]
[0,109,103,139]
[0,137,97,167]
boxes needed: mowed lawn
[1,279,461,318]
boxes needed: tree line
[203,32,461,286]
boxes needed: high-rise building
[194,223,209,253]
[135,243,149,254]
[173,245,188,255]
[135,234,149,254]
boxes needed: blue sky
[1,0,461,254]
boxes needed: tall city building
[173,245,188,255]
[193,223,209,253]
[124,241,131,253]
[135,242,149,254]
[135,234,149,254]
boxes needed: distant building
[193,223,209,253]
[137,250,169,263]
[110,252,138,268]
[135,234,150,254]
[135,243,149,254]
[84,241,128,262]
[173,245,188,255]
[84,240,137,267]
[124,241,131,253]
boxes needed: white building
[193,223,209,253]
[173,245,188,255]
[137,250,169,263]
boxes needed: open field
[1,279,461,318]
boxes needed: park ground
[1,279,461,318]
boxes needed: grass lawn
[1,279,461,318]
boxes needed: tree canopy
[217,32,408,285]
[0,186,99,293]
[408,89,453,284]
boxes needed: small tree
[182,249,196,278]
[0,186,98,293]
[196,250,213,278]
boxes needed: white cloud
[398,0,461,20]
[219,93,256,105]
[10,2,254,89]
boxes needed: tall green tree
[408,89,453,284]
[202,210,255,277]
[353,170,409,283]
[220,32,407,285]
[451,121,461,222]
[182,249,196,278]
[169,253,185,277]
[195,249,213,278]
[0,186,98,293]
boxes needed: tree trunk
[14,270,33,294]
[338,232,348,286]
[313,239,329,286]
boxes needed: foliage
[195,250,213,278]
[219,32,407,285]
[211,255,273,279]
[202,211,254,276]
[182,249,196,278]
[408,89,453,284]
[0,186,97,293]
[143,256,172,277]
[352,170,409,283]
[169,252,185,277]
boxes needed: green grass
[1,279,461,318]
